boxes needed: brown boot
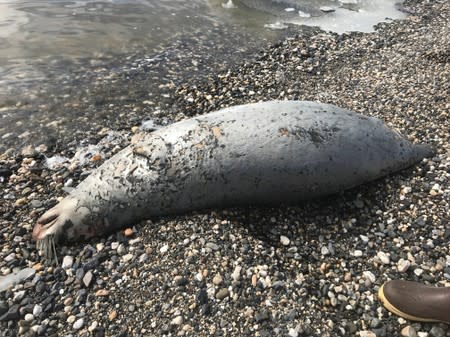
[378,280,450,324]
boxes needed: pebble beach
[0,0,449,336]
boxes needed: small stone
[122,253,134,262]
[0,304,19,321]
[111,242,119,250]
[96,243,105,251]
[173,276,188,286]
[139,253,148,263]
[254,310,269,322]
[15,197,27,206]
[32,305,42,317]
[64,178,73,187]
[321,246,330,255]
[62,256,74,269]
[196,289,208,305]
[109,310,117,321]
[429,326,445,337]
[13,290,26,302]
[344,272,352,282]
[67,315,76,324]
[171,315,183,325]
[354,250,363,257]
[231,266,242,281]
[414,268,423,277]
[401,326,418,337]
[73,318,84,330]
[205,242,219,251]
[377,251,390,264]
[212,274,223,285]
[363,271,376,283]
[124,228,133,237]
[252,274,258,286]
[397,259,411,273]
[82,271,93,287]
[360,235,369,242]
[24,313,34,322]
[21,145,37,157]
[280,235,290,246]
[117,244,126,255]
[95,289,109,297]
[358,331,376,337]
[88,321,98,332]
[216,288,229,300]
[160,244,169,253]
[0,301,8,316]
[64,297,74,306]
[288,327,299,337]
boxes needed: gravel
[0,0,449,336]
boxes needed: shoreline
[1,0,449,336]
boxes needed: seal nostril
[38,213,58,226]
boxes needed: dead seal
[32,100,433,249]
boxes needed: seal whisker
[36,235,58,264]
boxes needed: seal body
[33,101,433,242]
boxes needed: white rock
[363,271,376,283]
[160,244,169,253]
[377,251,390,264]
[171,315,183,325]
[232,266,242,282]
[401,325,418,337]
[397,259,411,273]
[13,290,26,302]
[33,304,43,317]
[353,250,363,257]
[73,318,84,330]
[122,253,134,263]
[280,235,290,246]
[24,313,34,322]
[358,331,376,337]
[288,327,299,337]
[414,268,423,276]
[62,255,74,269]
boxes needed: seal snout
[32,209,60,241]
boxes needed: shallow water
[0,0,405,96]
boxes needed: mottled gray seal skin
[32,100,433,242]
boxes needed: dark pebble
[0,301,8,316]
[0,304,20,321]
[196,289,208,305]
[254,309,270,323]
